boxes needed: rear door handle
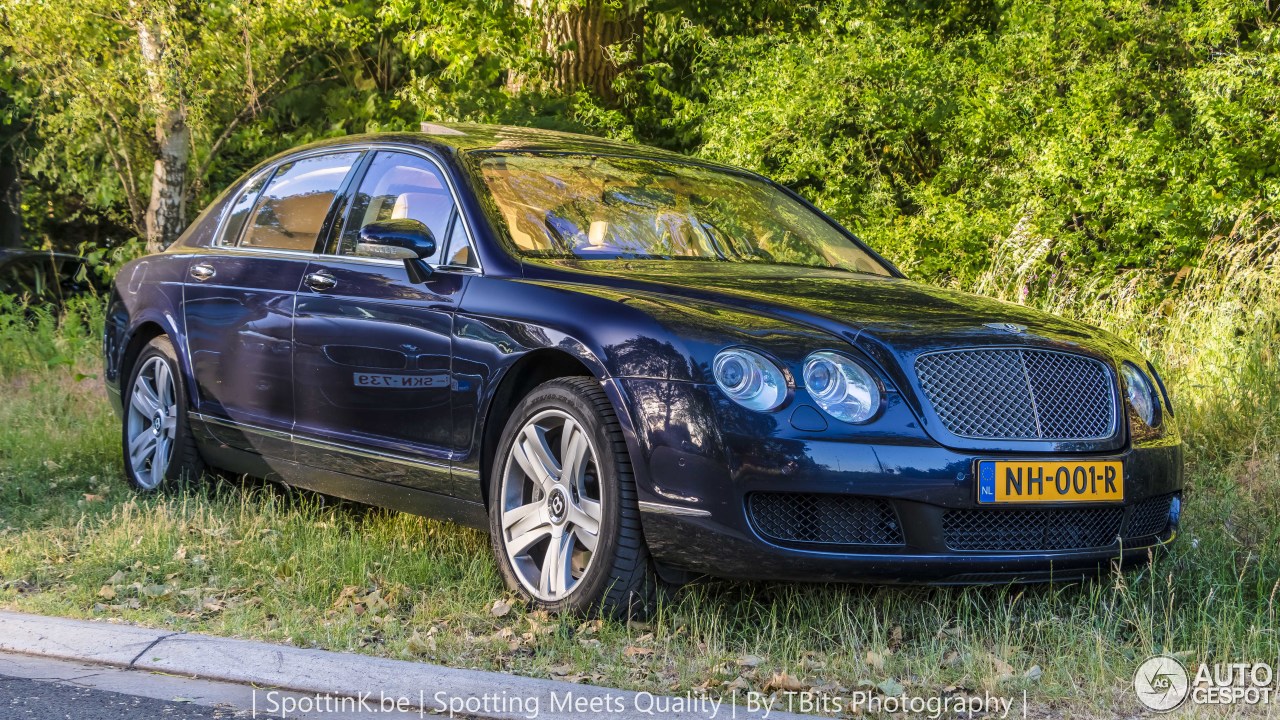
[190,263,216,281]
[304,271,337,292]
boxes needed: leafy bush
[693,0,1280,287]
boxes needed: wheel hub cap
[547,487,568,524]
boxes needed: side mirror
[356,219,437,282]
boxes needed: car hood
[521,259,1121,358]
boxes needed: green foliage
[694,0,1280,286]
[1,0,1278,292]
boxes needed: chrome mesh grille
[915,349,1116,440]
[748,493,904,547]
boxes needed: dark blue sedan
[104,124,1183,617]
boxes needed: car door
[291,149,477,496]
[183,150,362,458]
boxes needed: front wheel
[122,336,205,491]
[488,377,658,618]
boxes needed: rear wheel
[122,336,204,491]
[488,377,658,618]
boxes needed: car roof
[282,123,729,167]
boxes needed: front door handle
[190,263,216,281]
[304,271,337,292]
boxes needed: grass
[1,219,1278,717]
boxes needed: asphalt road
[1,673,252,719]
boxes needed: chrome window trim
[191,412,478,478]
[205,142,484,274]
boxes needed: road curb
[0,611,809,720]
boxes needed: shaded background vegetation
[1,0,1277,292]
[2,3,1279,712]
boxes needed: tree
[0,62,25,249]
[517,0,642,104]
[0,0,353,252]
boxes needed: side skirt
[191,419,488,530]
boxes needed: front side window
[240,152,360,251]
[474,153,891,276]
[338,151,465,265]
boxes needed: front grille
[1126,493,1176,538]
[915,349,1116,441]
[749,493,904,547]
[943,507,1124,551]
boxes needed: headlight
[803,351,881,423]
[713,348,787,412]
[1121,362,1159,427]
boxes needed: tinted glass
[444,218,477,267]
[338,152,456,263]
[242,152,359,251]
[218,169,272,246]
[477,154,891,276]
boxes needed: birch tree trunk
[138,16,189,253]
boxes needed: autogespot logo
[1135,655,1191,712]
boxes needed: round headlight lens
[713,348,787,412]
[1121,362,1158,427]
[803,351,881,423]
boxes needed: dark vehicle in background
[102,124,1183,617]
[0,249,103,306]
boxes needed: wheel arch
[118,314,192,406]
[477,348,596,508]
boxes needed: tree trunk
[0,157,20,249]
[138,16,189,253]
[519,0,641,104]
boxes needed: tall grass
[1,228,1278,717]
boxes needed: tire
[488,377,658,619]
[121,336,205,491]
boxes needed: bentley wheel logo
[984,322,1028,334]
[1134,655,1190,712]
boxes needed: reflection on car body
[103,124,1183,618]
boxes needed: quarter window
[338,152,460,264]
[241,152,360,251]
[217,170,271,247]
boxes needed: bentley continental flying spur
[104,124,1184,617]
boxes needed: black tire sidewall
[488,380,626,616]
[121,336,202,491]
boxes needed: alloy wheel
[125,356,178,490]
[499,408,603,601]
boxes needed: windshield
[474,154,892,276]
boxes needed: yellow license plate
[977,460,1123,504]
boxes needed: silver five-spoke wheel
[499,408,603,601]
[125,355,177,490]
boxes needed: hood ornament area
[984,322,1028,334]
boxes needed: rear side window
[337,151,456,262]
[241,152,360,251]
[217,170,271,247]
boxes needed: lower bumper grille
[749,493,904,547]
[1126,493,1176,539]
[944,507,1124,551]
[944,495,1177,552]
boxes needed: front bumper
[611,378,1184,584]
